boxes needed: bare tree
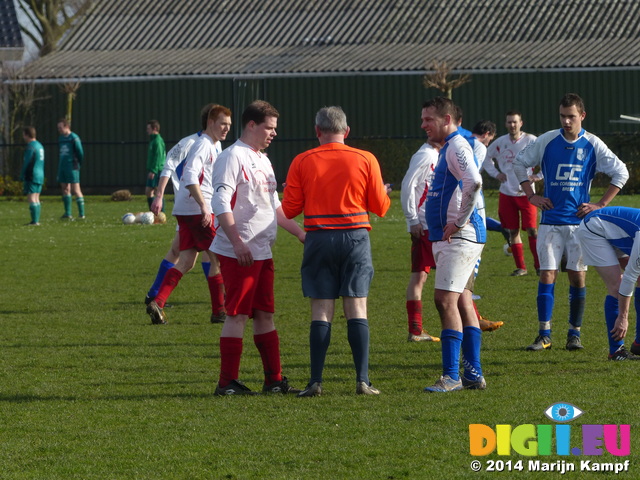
[0,65,49,177]
[423,60,471,99]
[16,0,92,57]
[59,81,80,124]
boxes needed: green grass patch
[1,192,639,479]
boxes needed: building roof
[0,0,24,61]
[17,0,640,81]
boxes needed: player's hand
[147,172,155,180]
[200,208,213,228]
[297,231,306,244]
[410,224,424,238]
[385,183,393,195]
[233,242,254,267]
[497,173,507,183]
[576,202,600,218]
[611,315,628,341]
[443,222,461,242]
[150,196,163,215]
[529,194,553,211]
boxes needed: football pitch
[1,192,639,479]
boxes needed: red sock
[511,243,526,270]
[473,300,481,321]
[219,337,243,387]
[529,237,540,270]
[254,330,282,385]
[207,274,225,314]
[155,268,183,308]
[406,300,423,335]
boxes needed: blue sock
[347,318,370,384]
[462,326,483,380]
[441,329,463,380]
[568,286,586,333]
[634,287,640,344]
[309,321,331,384]
[537,282,554,337]
[485,217,502,232]
[147,259,175,299]
[604,295,623,355]
[201,261,211,278]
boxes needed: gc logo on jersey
[556,164,583,181]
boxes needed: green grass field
[1,192,639,479]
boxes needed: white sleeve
[400,150,427,226]
[211,153,239,216]
[514,135,545,184]
[448,144,481,228]
[160,136,195,178]
[592,135,629,189]
[482,143,501,178]
[181,143,205,188]
[620,232,640,297]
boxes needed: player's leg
[521,197,540,274]
[146,231,180,304]
[71,182,85,218]
[252,259,299,394]
[215,254,255,395]
[27,190,40,225]
[406,233,439,342]
[426,240,482,392]
[527,225,562,351]
[460,284,485,389]
[565,226,587,349]
[499,194,526,275]
[298,230,338,397]
[60,182,73,219]
[343,296,378,394]
[592,265,627,358]
[205,250,226,322]
[298,298,334,397]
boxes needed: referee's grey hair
[315,106,348,134]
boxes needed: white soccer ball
[122,213,136,225]
[140,212,155,225]
[503,243,513,256]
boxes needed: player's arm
[578,140,629,217]
[75,137,84,166]
[400,153,424,229]
[482,153,505,182]
[366,154,391,218]
[276,205,305,243]
[514,138,553,211]
[444,146,481,241]
[150,175,170,215]
[281,159,304,219]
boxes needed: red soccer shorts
[498,193,538,230]
[217,255,275,317]
[411,230,435,273]
[176,214,216,252]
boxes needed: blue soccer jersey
[514,129,628,225]
[583,207,640,296]
[426,131,485,243]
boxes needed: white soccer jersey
[159,132,201,192]
[484,132,537,197]
[400,143,437,231]
[210,140,280,261]
[171,133,221,216]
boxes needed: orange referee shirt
[282,142,390,230]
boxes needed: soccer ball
[140,212,155,225]
[154,212,167,224]
[122,213,136,225]
[503,243,513,256]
